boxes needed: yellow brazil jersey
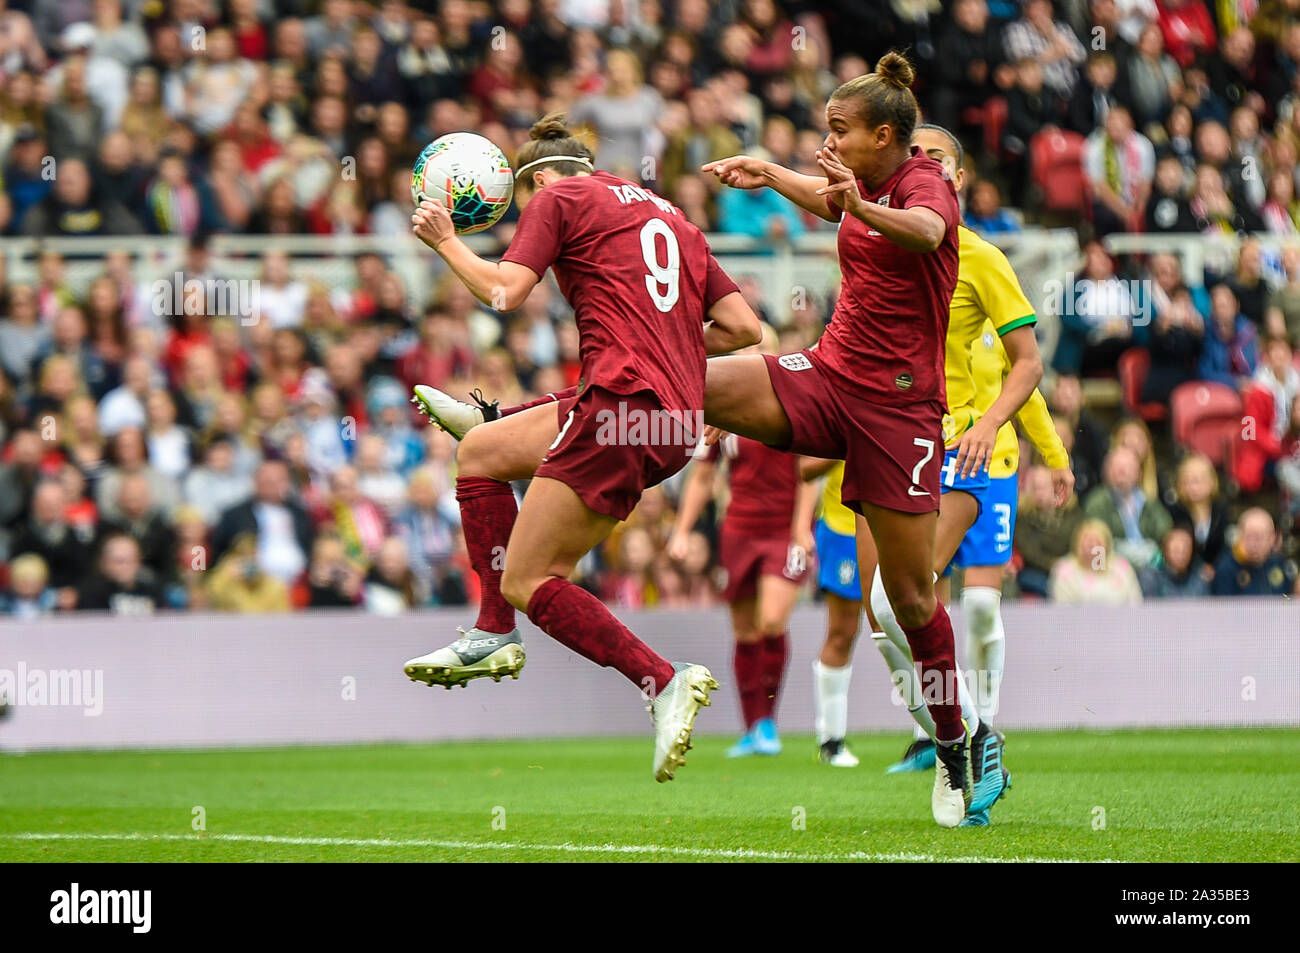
[819,461,857,536]
[942,226,1038,448]
[970,318,1071,478]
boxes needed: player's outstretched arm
[412,198,539,311]
[1016,388,1076,506]
[703,156,841,223]
[952,324,1044,479]
[665,456,718,561]
[703,291,762,355]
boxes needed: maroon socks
[526,576,675,695]
[455,476,518,634]
[499,385,580,418]
[760,632,788,721]
[734,633,788,729]
[902,602,964,742]
[733,641,764,728]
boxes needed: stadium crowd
[0,0,1298,616]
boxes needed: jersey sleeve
[899,165,959,230]
[500,186,566,278]
[972,243,1037,335]
[1016,387,1071,470]
[703,251,740,308]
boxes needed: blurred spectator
[97,355,154,438]
[98,471,176,582]
[1211,508,1296,595]
[931,0,1002,136]
[363,535,416,614]
[1265,246,1300,348]
[1052,241,1142,375]
[96,426,179,521]
[1156,0,1216,69]
[205,532,292,613]
[20,155,142,237]
[0,284,49,384]
[1049,375,1107,495]
[0,430,45,549]
[1197,283,1258,388]
[1123,23,1180,128]
[393,465,463,606]
[1014,463,1083,596]
[75,532,162,614]
[1227,238,1268,329]
[211,459,314,584]
[0,552,57,617]
[1235,337,1300,493]
[1083,106,1155,235]
[1144,154,1198,233]
[1066,52,1120,136]
[1143,525,1211,597]
[9,479,90,600]
[1167,453,1229,567]
[299,534,363,608]
[1082,444,1172,568]
[183,436,254,527]
[1049,517,1144,603]
[964,179,1021,235]
[569,48,663,181]
[661,86,743,197]
[321,464,387,562]
[1003,0,1087,100]
[1141,284,1204,402]
[144,390,191,481]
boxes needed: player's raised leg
[402,402,558,687]
[502,475,716,782]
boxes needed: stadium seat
[1117,347,1168,423]
[982,96,1009,161]
[1030,130,1087,215]
[1170,381,1243,466]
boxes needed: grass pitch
[2,729,1296,862]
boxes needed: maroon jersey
[503,171,738,412]
[811,146,960,408]
[705,433,799,536]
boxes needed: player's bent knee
[499,569,542,612]
[887,588,934,630]
[456,426,495,477]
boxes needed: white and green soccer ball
[411,132,514,234]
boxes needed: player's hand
[1049,467,1075,507]
[666,530,690,562]
[814,145,864,216]
[412,198,455,251]
[952,417,998,480]
[702,425,729,447]
[792,524,815,558]
[702,155,769,190]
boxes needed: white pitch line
[1,831,1109,863]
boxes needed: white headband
[515,154,594,178]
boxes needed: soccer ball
[411,133,514,235]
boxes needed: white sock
[869,566,979,738]
[813,660,852,743]
[962,586,1005,724]
[867,630,936,739]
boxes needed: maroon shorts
[762,350,943,514]
[718,522,810,602]
[534,385,697,521]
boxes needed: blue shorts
[939,446,991,512]
[951,473,1018,569]
[814,519,860,600]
